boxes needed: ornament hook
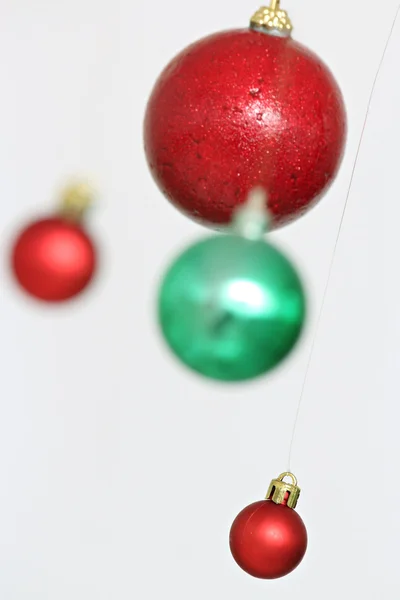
[277,472,298,486]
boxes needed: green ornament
[157,232,306,382]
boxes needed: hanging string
[287,2,400,471]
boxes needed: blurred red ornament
[229,473,307,579]
[11,184,97,303]
[144,6,346,229]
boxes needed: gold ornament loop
[276,472,298,486]
[266,471,301,509]
[250,1,293,36]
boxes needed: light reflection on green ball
[158,235,306,382]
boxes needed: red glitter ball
[229,499,308,579]
[144,29,346,228]
[12,217,97,302]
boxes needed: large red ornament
[11,184,97,303]
[229,473,307,579]
[144,6,346,229]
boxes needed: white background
[0,0,398,597]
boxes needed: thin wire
[287,3,400,471]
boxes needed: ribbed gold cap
[250,1,293,36]
[59,182,94,221]
[266,472,301,509]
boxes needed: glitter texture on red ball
[144,28,346,229]
[229,499,307,579]
[12,217,96,302]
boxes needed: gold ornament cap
[266,472,300,509]
[250,0,293,36]
[59,182,94,221]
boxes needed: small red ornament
[230,472,307,579]
[11,184,97,303]
[144,2,346,229]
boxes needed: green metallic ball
[158,235,306,381]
